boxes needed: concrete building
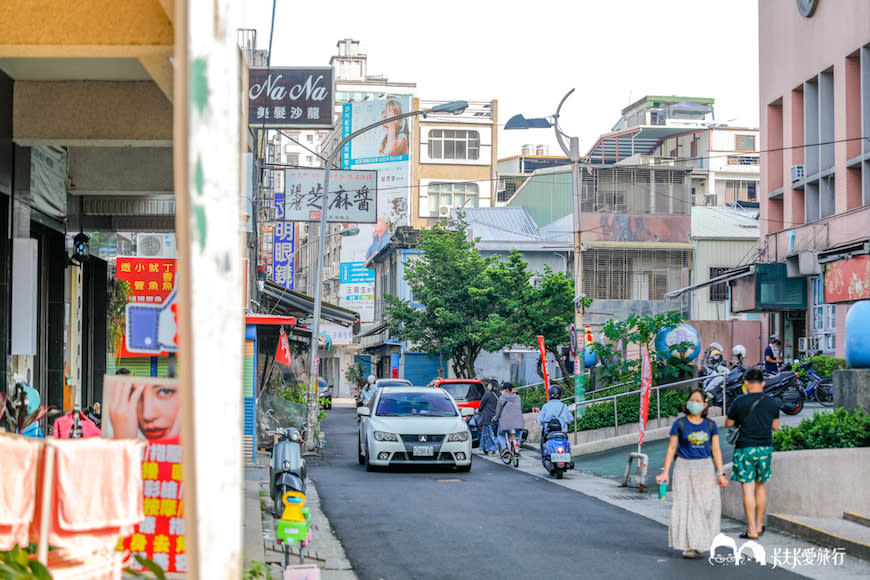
[741,0,870,360]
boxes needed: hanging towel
[0,435,41,549]
[32,438,145,552]
[45,549,123,580]
[53,412,102,439]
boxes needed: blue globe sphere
[845,300,870,368]
[655,324,701,362]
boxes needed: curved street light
[304,100,469,451]
[506,89,586,410]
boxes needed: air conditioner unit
[529,276,543,289]
[791,164,805,182]
[497,179,506,192]
[439,205,451,217]
[798,337,807,352]
[136,233,177,258]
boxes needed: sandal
[739,530,759,539]
[759,525,765,536]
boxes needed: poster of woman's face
[102,376,181,442]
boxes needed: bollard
[622,452,649,492]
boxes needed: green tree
[384,220,495,378]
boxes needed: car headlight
[447,431,469,442]
[373,431,399,442]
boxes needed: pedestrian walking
[656,389,728,559]
[476,380,499,455]
[725,368,780,540]
[763,336,782,375]
[493,382,524,450]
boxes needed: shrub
[773,408,870,451]
[574,390,687,431]
[793,355,847,380]
[518,386,549,413]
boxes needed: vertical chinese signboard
[339,97,412,323]
[116,257,177,357]
[272,220,295,291]
[103,375,185,574]
[338,262,375,322]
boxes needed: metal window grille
[582,248,688,300]
[580,167,690,215]
[708,267,729,302]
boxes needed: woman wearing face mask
[656,389,728,559]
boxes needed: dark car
[318,377,333,409]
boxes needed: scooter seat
[545,431,568,441]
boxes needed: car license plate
[413,446,434,456]
[550,452,571,462]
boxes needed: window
[582,248,687,301]
[428,182,479,214]
[306,134,314,144]
[428,129,480,160]
[735,134,755,151]
[708,267,729,301]
[715,180,759,204]
[809,276,836,352]
[286,153,300,166]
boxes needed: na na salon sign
[248,67,334,129]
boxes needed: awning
[358,321,389,337]
[665,265,752,299]
[260,280,359,327]
[816,237,870,264]
[585,240,695,251]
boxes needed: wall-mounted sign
[825,255,870,303]
[284,169,377,223]
[248,67,334,129]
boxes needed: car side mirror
[460,407,474,417]
[357,407,371,417]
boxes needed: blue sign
[340,262,375,284]
[271,192,295,290]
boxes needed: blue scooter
[540,418,574,479]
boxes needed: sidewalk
[482,446,870,579]
[244,450,356,580]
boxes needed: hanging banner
[638,345,653,446]
[537,335,550,401]
[103,375,185,574]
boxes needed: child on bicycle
[493,382,524,451]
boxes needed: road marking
[436,478,462,483]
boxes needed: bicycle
[798,361,833,406]
[500,430,521,468]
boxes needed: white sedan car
[357,386,473,472]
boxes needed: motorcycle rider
[536,385,573,454]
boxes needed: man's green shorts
[731,446,774,483]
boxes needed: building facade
[750,0,870,360]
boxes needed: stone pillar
[833,369,870,411]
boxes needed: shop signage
[248,67,334,129]
[284,169,377,223]
[824,255,870,303]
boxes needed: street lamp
[505,89,586,410]
[304,100,468,451]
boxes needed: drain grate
[608,494,651,501]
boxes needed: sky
[240,0,759,159]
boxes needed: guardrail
[518,373,728,442]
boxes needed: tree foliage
[384,220,494,378]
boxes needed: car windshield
[376,393,457,417]
[438,382,485,401]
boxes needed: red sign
[638,345,653,446]
[116,257,176,357]
[825,255,870,303]
[103,376,185,574]
[537,336,550,400]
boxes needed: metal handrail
[531,372,727,443]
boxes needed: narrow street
[306,405,796,580]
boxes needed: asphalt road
[306,406,796,580]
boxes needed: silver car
[357,386,473,472]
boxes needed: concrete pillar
[833,369,870,411]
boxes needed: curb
[768,514,870,561]
[844,512,870,528]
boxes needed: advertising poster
[339,97,412,323]
[103,375,185,574]
[116,257,177,357]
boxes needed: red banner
[825,255,870,303]
[116,257,177,357]
[638,345,652,446]
[537,335,550,400]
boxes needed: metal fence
[517,373,727,443]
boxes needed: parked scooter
[269,426,306,518]
[762,371,805,415]
[703,346,747,408]
[540,418,574,479]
